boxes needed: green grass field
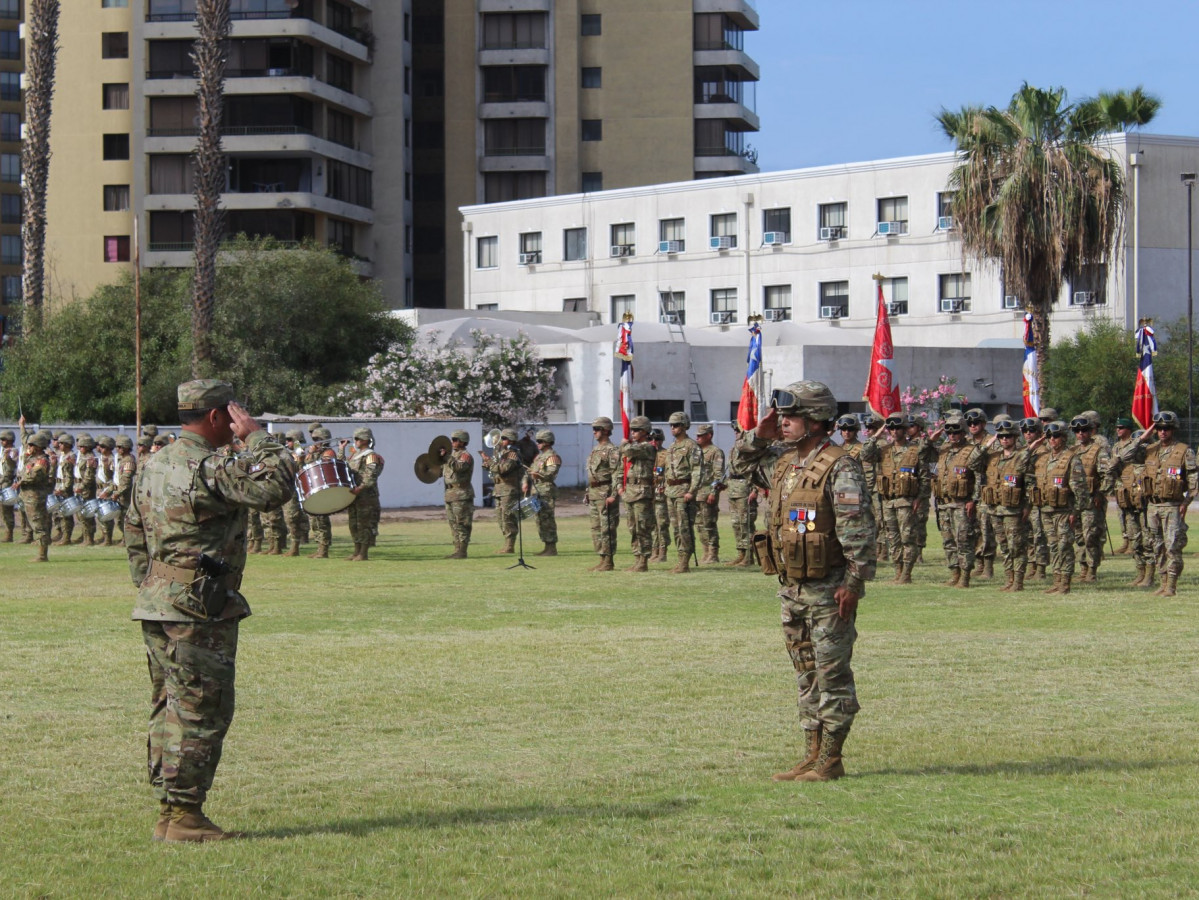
[3,513,1198,898]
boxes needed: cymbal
[427,434,452,459]
[413,452,441,485]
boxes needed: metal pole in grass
[1184,173,1196,445]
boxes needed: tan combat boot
[153,801,171,842]
[1032,563,1047,581]
[796,729,848,782]
[163,804,243,843]
[1079,563,1092,582]
[247,538,261,554]
[1153,571,1169,596]
[535,542,557,557]
[1058,574,1072,595]
[286,539,300,557]
[266,536,282,555]
[310,543,329,559]
[772,727,822,781]
[896,562,913,585]
[891,561,904,584]
[670,550,691,574]
[1114,537,1130,555]
[1044,573,1062,595]
[1130,565,1147,587]
[1012,569,1025,592]
[32,542,48,563]
[708,549,720,564]
[628,556,648,573]
[1141,563,1156,589]
[981,558,994,580]
[972,557,985,577]
[448,543,468,559]
[944,568,961,587]
[998,570,1015,592]
[593,555,614,572]
[356,544,370,561]
[1161,572,1179,597]
[20,531,33,544]
[496,536,515,555]
[725,550,746,567]
[347,543,362,561]
[2,526,12,543]
[957,568,971,588]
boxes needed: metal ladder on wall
[658,289,705,419]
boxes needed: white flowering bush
[331,330,558,428]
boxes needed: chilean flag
[1022,312,1040,418]
[1132,322,1158,430]
[863,280,900,418]
[615,315,634,440]
[737,320,763,430]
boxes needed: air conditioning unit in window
[658,240,682,254]
[762,308,788,322]
[886,301,906,316]
[659,313,679,324]
[709,235,735,250]
[518,252,540,265]
[1003,295,1021,310]
[710,311,732,325]
[818,226,844,241]
[820,306,843,320]
[763,232,785,246]
[937,216,955,231]
[609,244,634,258]
[940,298,964,313]
[1073,291,1097,306]
[877,221,904,236]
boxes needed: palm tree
[20,0,59,332]
[937,83,1159,392]
[190,0,230,377]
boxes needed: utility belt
[626,477,653,485]
[589,478,611,487]
[145,557,241,619]
[728,475,745,481]
[667,478,690,486]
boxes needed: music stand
[509,494,535,570]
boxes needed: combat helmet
[667,411,690,428]
[770,380,837,422]
[835,414,859,431]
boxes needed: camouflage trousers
[19,489,50,547]
[310,513,331,548]
[666,494,697,558]
[1078,500,1107,571]
[993,511,1028,575]
[347,490,380,547]
[589,497,620,557]
[938,503,974,572]
[652,496,671,554]
[697,498,720,553]
[494,491,519,540]
[283,497,306,543]
[532,492,558,544]
[728,495,757,551]
[1146,503,1188,576]
[1042,508,1077,577]
[1117,506,1150,566]
[882,501,918,565]
[1,500,12,535]
[974,504,997,560]
[872,494,886,559]
[779,574,860,735]
[261,508,286,546]
[915,500,930,551]
[445,499,473,547]
[141,619,238,806]
[247,509,263,542]
[624,497,654,559]
[75,490,97,542]
[20,502,33,540]
[1027,506,1050,566]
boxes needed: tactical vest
[1114,458,1143,510]
[768,442,847,580]
[1144,442,1190,503]
[935,443,976,503]
[1076,442,1104,494]
[986,451,1026,508]
[878,444,921,499]
[1034,449,1077,509]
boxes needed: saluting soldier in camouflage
[1070,412,1111,582]
[585,417,622,571]
[1033,421,1090,594]
[1018,417,1050,579]
[725,423,764,567]
[483,428,523,555]
[345,427,383,561]
[305,427,337,558]
[985,419,1040,591]
[524,429,562,556]
[125,380,295,843]
[1106,417,1152,585]
[1121,411,1199,596]
[907,416,936,563]
[650,428,671,562]
[17,422,53,561]
[933,414,987,587]
[732,380,876,783]
[663,411,704,573]
[0,428,17,542]
[858,412,886,562]
[962,409,995,579]
[696,423,725,563]
[861,413,930,584]
[439,429,475,558]
[620,415,658,572]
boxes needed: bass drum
[58,495,84,517]
[296,458,358,515]
[0,484,17,506]
[78,498,100,520]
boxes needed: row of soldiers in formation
[839,405,1198,596]
[1,419,384,563]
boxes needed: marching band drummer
[280,430,307,557]
[439,430,475,559]
[344,427,384,562]
[305,427,338,559]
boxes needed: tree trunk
[20,0,59,333]
[1029,300,1052,407]
[190,0,230,378]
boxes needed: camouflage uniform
[909,423,936,559]
[620,416,657,568]
[984,427,1035,589]
[1032,429,1090,590]
[696,427,725,563]
[0,430,17,541]
[346,428,384,558]
[725,439,760,564]
[524,431,562,548]
[933,430,985,583]
[487,430,524,553]
[73,434,99,545]
[53,436,77,545]
[114,438,137,539]
[442,430,475,557]
[1072,430,1111,580]
[664,413,704,571]
[1105,433,1150,579]
[731,381,876,782]
[280,431,307,556]
[585,419,622,566]
[124,381,295,821]
[861,419,930,582]
[18,432,53,559]
[304,429,338,558]
[651,434,671,560]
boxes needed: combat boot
[1154,571,1169,596]
[1130,564,1147,587]
[20,532,33,544]
[265,537,282,555]
[772,727,822,781]
[1079,563,1092,582]
[1044,573,1062,595]
[1141,563,1156,589]
[535,542,557,557]
[1115,537,1131,555]
[451,543,468,559]
[916,550,925,564]
[944,568,960,587]
[83,532,95,546]
[310,543,329,559]
[981,558,994,580]
[895,562,913,585]
[796,728,847,782]
[347,543,362,561]
[444,540,461,559]
[496,536,515,555]
[890,562,904,584]
[877,541,889,562]
[153,801,171,842]
[357,544,369,561]
[32,542,48,563]
[1058,574,1072,595]
[999,570,1015,592]
[286,539,300,557]
[593,555,614,572]
[247,538,261,554]
[1012,569,1025,592]
[2,526,12,543]
[163,804,243,843]
[957,568,971,589]
[628,556,648,573]
[725,550,746,567]
[670,550,691,574]
[1162,572,1179,597]
[972,557,985,577]
[707,549,720,564]
[735,549,755,567]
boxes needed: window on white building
[610,294,634,321]
[659,290,685,325]
[877,196,908,235]
[563,297,587,312]
[939,273,971,313]
[519,231,541,264]
[564,227,587,261]
[818,202,846,240]
[1069,264,1107,307]
[884,277,908,316]
[659,217,685,252]
[819,281,848,318]
[763,284,791,320]
[762,208,790,243]
[610,222,634,255]
[936,192,954,230]
[477,235,497,268]
[709,213,736,249]
[710,287,737,324]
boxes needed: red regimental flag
[863,280,900,418]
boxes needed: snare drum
[0,484,17,506]
[296,458,358,515]
[96,499,122,523]
[79,498,100,520]
[58,494,84,517]
[45,494,62,513]
[518,496,542,519]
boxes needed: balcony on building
[694,120,757,176]
[479,117,547,171]
[477,8,549,67]
[479,64,548,119]
[693,12,760,82]
[694,67,758,131]
[693,0,759,31]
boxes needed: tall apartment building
[0,0,20,343]
[38,0,756,311]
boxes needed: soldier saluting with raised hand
[124,380,296,843]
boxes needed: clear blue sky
[751,0,1199,171]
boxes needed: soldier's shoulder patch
[458,451,471,462]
